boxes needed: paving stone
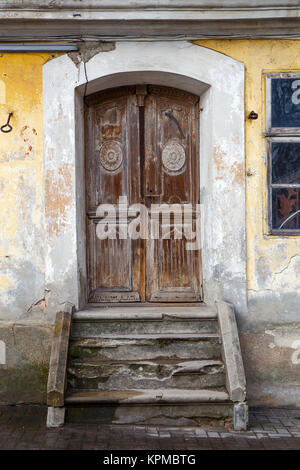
[275,428,290,434]
[269,418,282,423]
[251,424,263,431]
[207,432,220,437]
[1,405,300,449]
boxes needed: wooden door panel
[86,87,141,302]
[147,221,201,302]
[145,86,202,301]
[96,237,131,290]
[160,236,191,288]
[89,221,131,290]
[86,85,202,304]
[87,220,140,302]
[87,100,127,208]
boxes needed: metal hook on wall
[1,112,13,133]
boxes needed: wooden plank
[47,302,74,407]
[86,87,141,302]
[145,86,202,301]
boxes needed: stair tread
[65,388,229,404]
[71,333,220,340]
[68,359,223,366]
[74,305,217,321]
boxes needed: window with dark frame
[267,74,300,233]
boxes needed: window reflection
[272,188,300,230]
[272,142,300,184]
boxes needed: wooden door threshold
[85,301,205,309]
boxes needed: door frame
[43,41,246,320]
[84,84,202,303]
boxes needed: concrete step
[65,388,229,404]
[68,334,221,361]
[74,305,217,320]
[71,319,218,336]
[72,305,218,336]
[65,388,232,425]
[66,359,226,391]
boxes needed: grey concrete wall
[0,323,52,404]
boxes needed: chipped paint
[68,41,115,67]
[0,274,14,292]
[195,39,300,311]
[45,163,73,237]
[213,146,243,185]
[0,52,60,320]
[265,328,300,365]
[0,79,5,104]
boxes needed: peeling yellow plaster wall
[0,53,59,286]
[1,44,300,304]
[195,39,300,296]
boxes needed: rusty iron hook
[1,112,13,133]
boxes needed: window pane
[271,78,300,128]
[272,187,300,230]
[271,141,300,184]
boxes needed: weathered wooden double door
[85,85,202,303]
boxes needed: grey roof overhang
[0,1,300,41]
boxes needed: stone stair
[59,304,245,427]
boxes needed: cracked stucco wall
[0,52,61,321]
[196,39,300,406]
[0,52,60,403]
[1,41,300,406]
[194,40,300,323]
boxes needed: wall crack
[273,254,300,276]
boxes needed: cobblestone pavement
[1,406,300,449]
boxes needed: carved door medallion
[162,140,186,174]
[85,85,202,303]
[99,140,123,172]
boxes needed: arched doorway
[43,41,246,317]
[85,84,202,303]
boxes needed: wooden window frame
[266,73,300,235]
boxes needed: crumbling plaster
[0,53,59,322]
[195,39,300,329]
[2,39,300,406]
[0,53,60,403]
[43,40,246,320]
[195,39,300,407]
